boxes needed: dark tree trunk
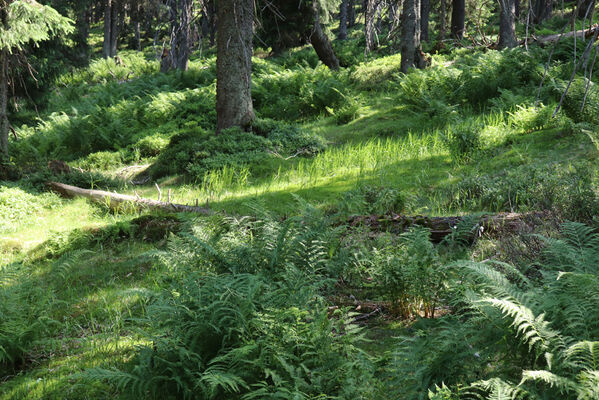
[401,0,426,72]
[451,0,465,40]
[75,7,91,62]
[389,2,397,26]
[109,0,119,57]
[376,1,383,33]
[132,2,142,50]
[533,0,552,23]
[348,0,356,27]
[440,0,448,42]
[421,0,431,41]
[498,0,517,49]
[0,50,8,163]
[103,0,112,58]
[515,0,520,18]
[103,0,120,58]
[365,0,377,52]
[310,1,340,70]
[578,0,595,19]
[216,0,255,133]
[339,0,349,39]
[207,0,217,47]
[161,0,193,72]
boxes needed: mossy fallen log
[348,211,548,242]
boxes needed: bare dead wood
[530,24,599,44]
[47,182,212,214]
[348,211,548,242]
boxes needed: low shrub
[151,119,326,180]
[336,184,406,217]
[442,121,482,163]
[448,162,599,220]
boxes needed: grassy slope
[2,21,599,399]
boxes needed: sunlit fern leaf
[482,298,557,355]
[564,341,599,371]
[519,370,577,394]
[471,378,529,400]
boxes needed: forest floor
[2,19,599,399]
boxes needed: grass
[2,16,599,399]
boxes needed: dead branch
[47,182,212,215]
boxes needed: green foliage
[391,222,599,399]
[351,54,403,90]
[373,228,445,318]
[151,120,326,180]
[448,162,599,220]
[0,184,61,232]
[0,0,73,52]
[336,184,406,217]
[253,61,347,121]
[86,205,376,399]
[443,121,482,163]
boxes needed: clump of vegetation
[150,120,326,180]
[443,121,482,163]
[393,222,599,400]
[448,162,599,221]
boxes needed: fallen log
[47,182,212,214]
[348,211,549,242]
[528,24,599,45]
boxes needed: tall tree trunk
[310,1,340,70]
[421,0,431,41]
[208,0,217,47]
[348,0,356,27]
[451,0,465,40]
[110,0,119,57]
[401,0,426,72]
[216,0,255,133]
[365,0,377,53]
[161,0,193,72]
[515,0,520,18]
[533,0,552,23]
[75,7,91,62]
[498,0,517,48]
[0,50,8,163]
[440,0,448,42]
[103,0,112,58]
[578,0,595,19]
[339,0,349,39]
[133,2,142,50]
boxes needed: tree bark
[421,0,431,41]
[109,0,119,57]
[161,0,193,72]
[349,212,548,242]
[339,0,349,39]
[533,0,552,24]
[103,0,120,58]
[216,0,255,133]
[310,1,341,70]
[440,0,448,42]
[74,6,90,62]
[498,0,518,49]
[0,49,8,163]
[578,0,595,19]
[102,0,112,58]
[451,0,465,40]
[401,0,426,72]
[365,0,378,53]
[348,0,356,28]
